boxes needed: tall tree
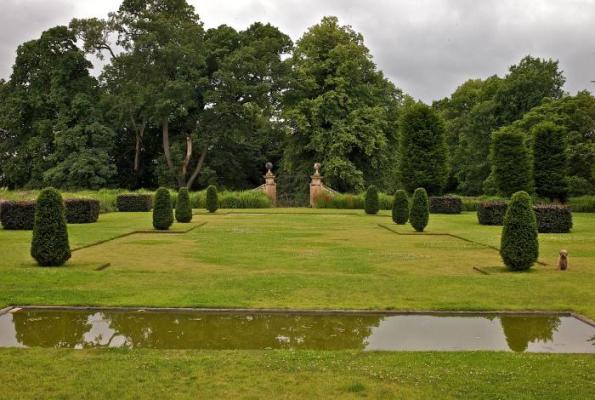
[491,127,532,197]
[532,121,569,202]
[398,103,448,195]
[283,16,404,193]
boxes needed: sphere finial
[265,162,273,172]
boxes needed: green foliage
[392,190,409,225]
[31,188,71,267]
[410,188,429,232]
[568,195,595,212]
[206,185,219,213]
[477,201,509,225]
[398,103,448,195]
[533,205,573,233]
[0,201,36,230]
[152,188,173,231]
[500,191,539,271]
[117,194,153,212]
[283,16,404,193]
[364,186,379,215]
[314,192,393,210]
[491,128,532,197]
[429,196,463,214]
[64,199,100,224]
[175,188,193,223]
[532,122,569,202]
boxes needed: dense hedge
[392,190,409,224]
[153,188,174,230]
[64,199,100,224]
[410,188,429,232]
[500,191,539,271]
[365,185,379,215]
[206,185,218,213]
[31,188,71,267]
[175,188,193,223]
[0,201,36,230]
[477,201,509,225]
[534,205,573,233]
[429,196,462,214]
[491,128,532,196]
[116,194,153,212]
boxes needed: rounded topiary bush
[392,190,409,224]
[364,185,379,215]
[500,191,539,271]
[206,185,219,213]
[31,188,71,267]
[410,188,429,232]
[175,188,193,223]
[153,188,174,230]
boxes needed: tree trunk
[187,143,208,189]
[162,118,185,188]
[181,134,193,177]
[133,123,145,173]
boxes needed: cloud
[1,0,594,101]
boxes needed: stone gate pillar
[310,163,323,208]
[264,162,277,207]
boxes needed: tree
[31,188,71,266]
[392,190,409,225]
[398,103,448,195]
[175,187,193,223]
[283,17,404,193]
[500,191,539,271]
[153,188,174,230]
[206,185,218,213]
[364,185,379,215]
[532,122,569,201]
[409,188,429,232]
[491,127,532,197]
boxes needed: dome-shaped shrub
[500,191,539,271]
[31,188,71,267]
[175,188,193,223]
[364,185,379,215]
[392,190,409,224]
[153,188,173,230]
[206,185,219,213]
[410,188,429,232]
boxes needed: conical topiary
[392,190,409,224]
[175,188,193,223]
[364,185,379,215]
[153,188,174,230]
[500,191,539,271]
[206,185,218,213]
[410,188,429,232]
[31,188,71,267]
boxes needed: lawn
[1,209,594,398]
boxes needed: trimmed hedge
[153,188,174,230]
[175,188,193,223]
[410,188,429,232]
[31,188,71,267]
[206,185,218,213]
[477,201,509,225]
[500,191,539,271]
[365,185,379,215]
[392,190,409,224]
[534,205,573,233]
[116,194,153,212]
[0,201,36,230]
[64,199,100,224]
[429,196,462,214]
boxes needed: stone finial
[313,163,321,177]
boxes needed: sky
[1,0,594,102]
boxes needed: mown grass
[1,209,594,399]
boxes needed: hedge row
[1,199,100,230]
[116,194,153,212]
[429,196,462,214]
[477,201,573,233]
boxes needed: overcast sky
[1,0,594,102]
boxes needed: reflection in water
[0,309,593,353]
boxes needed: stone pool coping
[1,306,594,328]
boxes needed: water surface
[0,308,593,353]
